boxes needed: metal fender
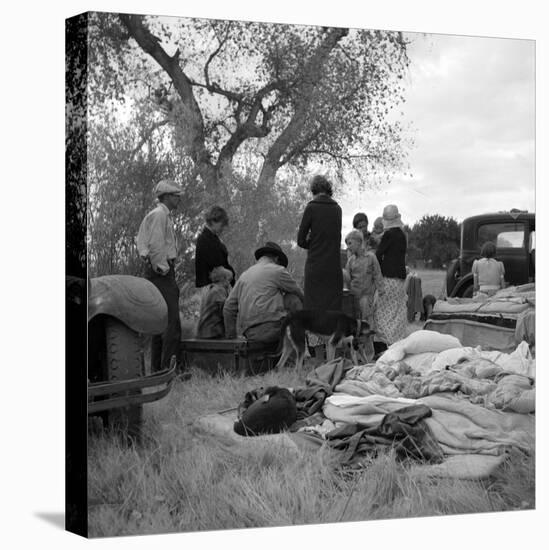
[88,275,168,334]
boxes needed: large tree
[90,13,410,191]
[85,13,412,286]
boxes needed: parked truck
[445,210,535,298]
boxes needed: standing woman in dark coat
[373,204,408,347]
[195,206,235,289]
[297,175,343,312]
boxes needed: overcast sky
[339,30,535,233]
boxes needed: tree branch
[119,14,217,186]
[130,119,170,160]
[188,77,243,104]
[279,127,323,166]
[204,26,228,89]
[216,81,282,169]
[258,27,349,187]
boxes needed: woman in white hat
[373,204,408,350]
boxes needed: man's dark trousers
[147,263,181,372]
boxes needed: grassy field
[88,368,534,537]
[88,266,535,537]
[414,268,447,300]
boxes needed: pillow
[401,330,462,355]
[378,331,462,365]
[431,347,476,371]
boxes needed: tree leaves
[408,215,461,269]
[89,13,411,190]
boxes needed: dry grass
[414,268,447,300]
[88,362,535,538]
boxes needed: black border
[65,12,89,538]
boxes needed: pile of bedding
[193,329,535,479]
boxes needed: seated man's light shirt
[223,258,303,338]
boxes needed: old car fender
[88,275,168,334]
[445,258,460,297]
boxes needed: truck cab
[446,210,535,298]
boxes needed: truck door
[477,221,528,285]
[528,220,535,281]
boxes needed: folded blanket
[419,393,534,455]
[323,394,417,427]
[335,365,402,398]
[323,393,534,456]
[488,374,535,413]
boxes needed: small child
[196,266,233,338]
[370,217,384,249]
[343,230,383,326]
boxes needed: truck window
[477,222,525,249]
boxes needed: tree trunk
[120,14,218,190]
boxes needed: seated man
[223,242,304,343]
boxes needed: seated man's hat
[254,241,288,268]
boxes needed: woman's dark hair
[480,241,497,258]
[352,212,368,228]
[309,175,333,197]
[205,205,229,226]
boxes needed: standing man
[137,179,182,372]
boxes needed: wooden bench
[179,338,280,376]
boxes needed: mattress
[424,284,535,351]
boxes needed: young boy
[196,266,233,338]
[343,230,383,327]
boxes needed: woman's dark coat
[297,195,343,311]
[195,226,235,287]
[375,227,407,279]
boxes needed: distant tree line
[404,214,460,269]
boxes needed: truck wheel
[461,285,474,298]
[104,316,144,440]
[446,259,459,297]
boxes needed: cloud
[340,31,535,226]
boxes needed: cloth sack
[234,386,297,436]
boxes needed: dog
[420,294,437,321]
[275,309,375,372]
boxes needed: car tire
[446,259,459,296]
[104,316,144,440]
[461,285,474,298]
